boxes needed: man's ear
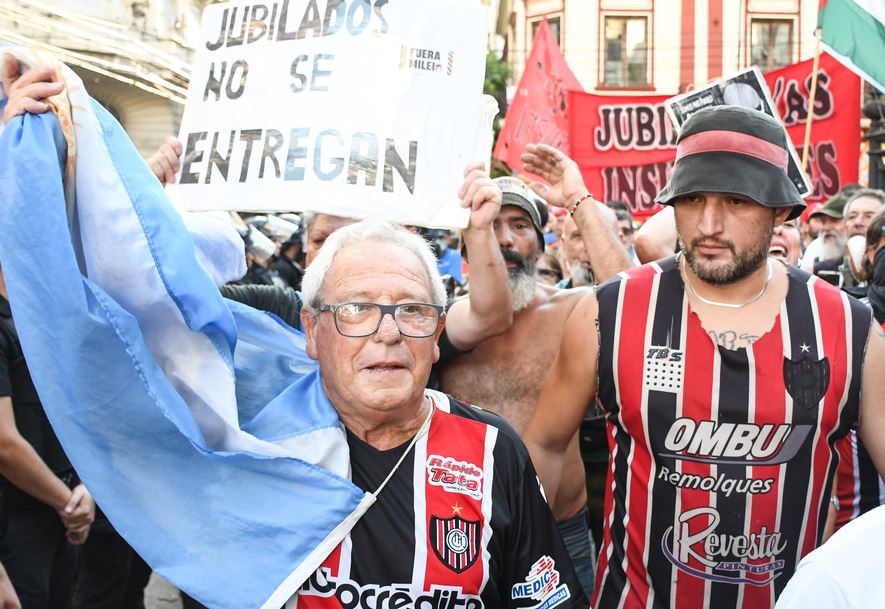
[432,313,446,363]
[773,207,793,226]
[301,307,320,361]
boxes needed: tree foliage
[483,52,512,176]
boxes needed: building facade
[0,0,205,156]
[506,0,823,96]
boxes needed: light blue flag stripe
[0,51,371,609]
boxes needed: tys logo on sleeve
[426,455,483,500]
[662,507,787,586]
[511,556,571,609]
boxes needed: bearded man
[437,175,631,599]
[523,105,885,609]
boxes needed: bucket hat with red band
[655,105,806,220]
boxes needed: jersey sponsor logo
[659,417,813,465]
[662,507,787,586]
[426,455,483,500]
[511,556,571,609]
[299,568,483,609]
[657,466,775,497]
[783,355,830,409]
[430,515,481,573]
[643,346,684,393]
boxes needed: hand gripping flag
[0,47,374,609]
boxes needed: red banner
[493,19,583,175]
[567,53,860,220]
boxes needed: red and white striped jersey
[833,429,885,531]
[593,256,871,609]
[289,391,586,609]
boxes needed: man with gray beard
[800,192,851,282]
[436,174,631,599]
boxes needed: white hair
[301,212,316,250]
[301,220,447,308]
[844,188,885,218]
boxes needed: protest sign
[568,53,860,220]
[766,53,860,202]
[665,66,813,198]
[568,92,674,218]
[166,0,488,228]
[493,19,583,175]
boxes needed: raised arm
[521,143,632,283]
[857,323,885,476]
[444,162,512,351]
[634,205,678,264]
[524,291,600,505]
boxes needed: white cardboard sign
[166,0,489,228]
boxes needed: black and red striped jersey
[833,429,884,531]
[593,256,871,609]
[289,391,587,609]
[832,316,885,532]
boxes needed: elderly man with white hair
[0,50,586,609]
[291,219,587,609]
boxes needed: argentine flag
[0,48,373,609]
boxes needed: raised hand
[146,135,183,186]
[458,162,502,233]
[2,54,63,123]
[520,143,589,210]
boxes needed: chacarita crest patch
[429,515,480,574]
[783,355,830,409]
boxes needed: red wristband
[569,194,593,215]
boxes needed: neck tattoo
[681,254,774,309]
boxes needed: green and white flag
[818,0,885,92]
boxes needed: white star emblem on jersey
[800,343,811,353]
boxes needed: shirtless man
[524,106,885,609]
[438,165,631,598]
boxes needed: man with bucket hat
[522,105,885,608]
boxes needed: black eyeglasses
[318,302,444,338]
[536,269,562,280]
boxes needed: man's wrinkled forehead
[310,214,355,238]
[561,215,580,239]
[499,204,534,223]
[846,196,884,216]
[325,242,433,296]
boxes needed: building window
[751,19,793,71]
[603,16,649,88]
[529,15,562,46]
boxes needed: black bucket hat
[656,105,806,220]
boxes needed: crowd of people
[1,49,885,609]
